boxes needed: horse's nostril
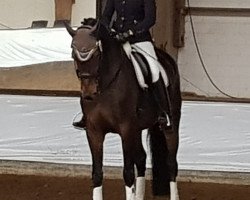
[83,95,93,101]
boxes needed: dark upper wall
[152,0,185,59]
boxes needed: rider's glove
[109,28,117,37]
[115,30,134,43]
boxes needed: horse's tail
[149,124,170,196]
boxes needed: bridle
[71,25,102,80]
[71,24,121,94]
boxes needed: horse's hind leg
[164,117,180,200]
[134,134,147,200]
[86,130,105,200]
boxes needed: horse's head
[65,18,101,101]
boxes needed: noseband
[71,25,102,80]
[73,44,101,79]
[71,25,121,95]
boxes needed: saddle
[132,51,152,86]
[122,41,169,89]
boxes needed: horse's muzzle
[83,95,94,101]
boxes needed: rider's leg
[72,116,86,128]
[151,78,170,128]
[73,96,86,129]
[131,41,170,127]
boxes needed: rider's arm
[131,0,156,34]
[101,0,115,28]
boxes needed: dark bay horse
[65,18,182,200]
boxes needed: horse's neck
[99,41,137,94]
[101,39,121,60]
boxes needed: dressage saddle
[132,51,152,85]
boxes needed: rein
[98,45,125,93]
[101,66,122,93]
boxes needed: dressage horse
[65,18,182,200]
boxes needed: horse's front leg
[134,134,146,200]
[86,129,105,200]
[121,129,138,200]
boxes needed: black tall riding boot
[151,80,171,128]
[73,116,86,129]
[73,96,86,129]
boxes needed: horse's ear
[90,21,100,39]
[90,22,98,32]
[63,21,76,37]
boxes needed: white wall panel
[0,0,55,29]
[187,0,250,8]
[0,0,96,29]
[72,0,96,26]
[178,15,250,98]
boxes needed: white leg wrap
[135,177,145,200]
[170,182,180,200]
[125,185,136,200]
[93,186,103,200]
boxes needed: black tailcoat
[101,0,156,43]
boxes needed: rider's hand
[123,30,134,38]
[109,28,117,37]
[115,33,126,43]
[115,30,134,43]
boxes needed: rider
[73,0,169,129]
[102,0,170,122]
[101,0,156,44]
